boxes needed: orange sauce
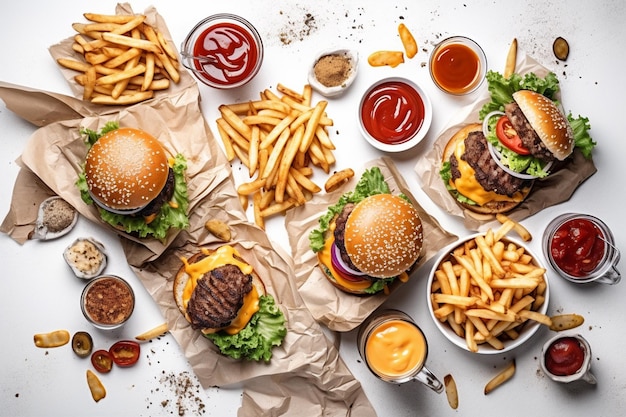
[431,43,481,94]
[365,319,426,378]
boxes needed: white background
[1,1,625,416]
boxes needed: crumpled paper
[285,157,458,332]
[415,54,597,231]
[0,4,377,415]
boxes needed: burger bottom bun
[442,123,532,215]
[173,249,266,327]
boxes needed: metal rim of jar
[543,213,617,283]
[179,13,264,89]
[428,35,487,96]
[80,275,135,329]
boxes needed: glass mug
[540,333,596,385]
[357,309,443,393]
[543,213,621,285]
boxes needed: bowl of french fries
[427,222,551,354]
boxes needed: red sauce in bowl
[360,81,425,145]
[430,42,481,94]
[545,337,585,376]
[550,218,605,278]
[192,21,261,87]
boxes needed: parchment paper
[285,157,458,332]
[0,4,377,415]
[415,54,597,231]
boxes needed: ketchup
[360,81,425,145]
[545,337,585,376]
[431,43,481,94]
[550,218,605,277]
[192,22,260,86]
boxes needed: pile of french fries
[430,219,552,352]
[217,83,341,229]
[57,12,180,105]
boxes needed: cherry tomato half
[496,116,530,155]
[109,340,140,367]
[91,349,114,374]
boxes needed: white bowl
[358,77,432,152]
[308,48,358,97]
[426,233,550,354]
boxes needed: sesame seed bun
[344,194,423,278]
[84,128,170,211]
[513,90,574,161]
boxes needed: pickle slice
[553,37,570,61]
[72,331,94,358]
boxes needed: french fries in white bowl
[427,227,551,354]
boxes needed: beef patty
[504,102,554,163]
[451,130,530,197]
[187,264,253,330]
[138,168,175,220]
[333,203,360,270]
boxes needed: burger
[173,245,286,361]
[440,70,597,214]
[75,122,190,240]
[309,167,423,295]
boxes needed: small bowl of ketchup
[358,77,432,152]
[180,14,264,89]
[429,36,487,96]
[540,333,596,384]
[543,213,621,285]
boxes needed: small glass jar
[543,213,621,285]
[540,333,596,384]
[81,275,135,330]
[429,36,487,95]
[180,14,264,89]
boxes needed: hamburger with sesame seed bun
[76,123,190,240]
[309,167,423,295]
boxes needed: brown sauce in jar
[83,277,134,325]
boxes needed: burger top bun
[344,194,423,278]
[513,90,574,160]
[85,128,170,211]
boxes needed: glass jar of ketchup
[543,213,621,285]
[180,14,263,89]
[540,333,596,384]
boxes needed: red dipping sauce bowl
[358,77,432,152]
[180,14,263,89]
[543,213,621,285]
[540,333,596,384]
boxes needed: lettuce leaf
[205,294,286,362]
[308,166,390,253]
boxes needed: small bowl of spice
[308,48,358,97]
[31,196,78,240]
[81,275,135,330]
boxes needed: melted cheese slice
[181,245,259,334]
[452,140,525,206]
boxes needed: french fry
[367,50,404,67]
[444,374,459,410]
[33,330,70,348]
[398,23,418,59]
[503,38,518,78]
[86,370,107,402]
[484,360,516,395]
[496,213,532,241]
[324,168,354,193]
[135,322,168,341]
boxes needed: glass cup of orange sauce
[357,309,443,393]
[429,36,487,95]
[180,14,263,89]
[543,213,621,285]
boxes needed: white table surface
[1,1,625,416]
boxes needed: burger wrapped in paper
[75,122,190,239]
[174,245,286,361]
[309,167,423,295]
[440,71,596,214]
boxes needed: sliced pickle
[72,331,94,358]
[553,37,570,61]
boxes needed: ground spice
[42,198,75,233]
[84,277,134,325]
[314,54,352,87]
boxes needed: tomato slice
[91,349,113,373]
[496,116,530,155]
[109,340,140,367]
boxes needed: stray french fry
[135,322,168,341]
[205,219,232,242]
[444,374,459,409]
[86,370,107,402]
[484,360,516,395]
[398,23,418,59]
[34,330,71,348]
[549,313,585,332]
[324,168,355,193]
[503,38,518,78]
[496,213,532,241]
[368,50,404,67]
